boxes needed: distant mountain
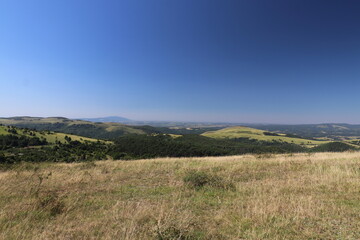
[76,116,241,128]
[79,116,132,123]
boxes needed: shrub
[311,142,355,152]
[263,132,280,136]
[37,191,65,216]
[183,170,234,190]
[155,225,202,240]
[79,161,97,169]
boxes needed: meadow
[202,126,330,147]
[1,152,360,239]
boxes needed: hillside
[1,152,360,239]
[0,125,100,144]
[246,123,360,140]
[0,125,111,163]
[202,126,330,147]
[0,117,158,140]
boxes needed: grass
[1,152,360,239]
[202,126,331,147]
[0,127,8,135]
[0,126,101,144]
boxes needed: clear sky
[1,0,360,123]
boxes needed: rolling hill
[0,117,159,140]
[0,125,101,144]
[245,123,360,140]
[202,126,331,147]
[0,125,111,163]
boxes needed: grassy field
[1,152,360,239]
[0,126,100,144]
[202,126,331,147]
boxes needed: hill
[0,125,100,144]
[202,126,331,147]
[246,123,360,140]
[0,125,111,163]
[1,152,360,239]
[0,117,159,140]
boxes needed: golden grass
[1,152,360,239]
[202,126,331,147]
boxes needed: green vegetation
[310,142,355,152]
[2,141,110,163]
[0,125,100,144]
[109,134,307,159]
[183,170,235,190]
[0,125,110,163]
[0,134,48,150]
[1,124,357,164]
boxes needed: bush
[155,225,201,240]
[311,142,355,152]
[263,132,280,136]
[37,191,65,216]
[183,170,234,190]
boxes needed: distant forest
[1,132,354,164]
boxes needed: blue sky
[1,0,360,123]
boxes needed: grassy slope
[0,117,146,139]
[1,152,360,239]
[202,126,330,147]
[0,126,100,144]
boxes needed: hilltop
[202,126,330,147]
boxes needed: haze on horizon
[1,0,360,124]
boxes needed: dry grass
[1,152,360,239]
[202,126,330,147]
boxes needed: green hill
[0,125,111,163]
[0,125,101,144]
[0,117,159,140]
[202,126,331,147]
